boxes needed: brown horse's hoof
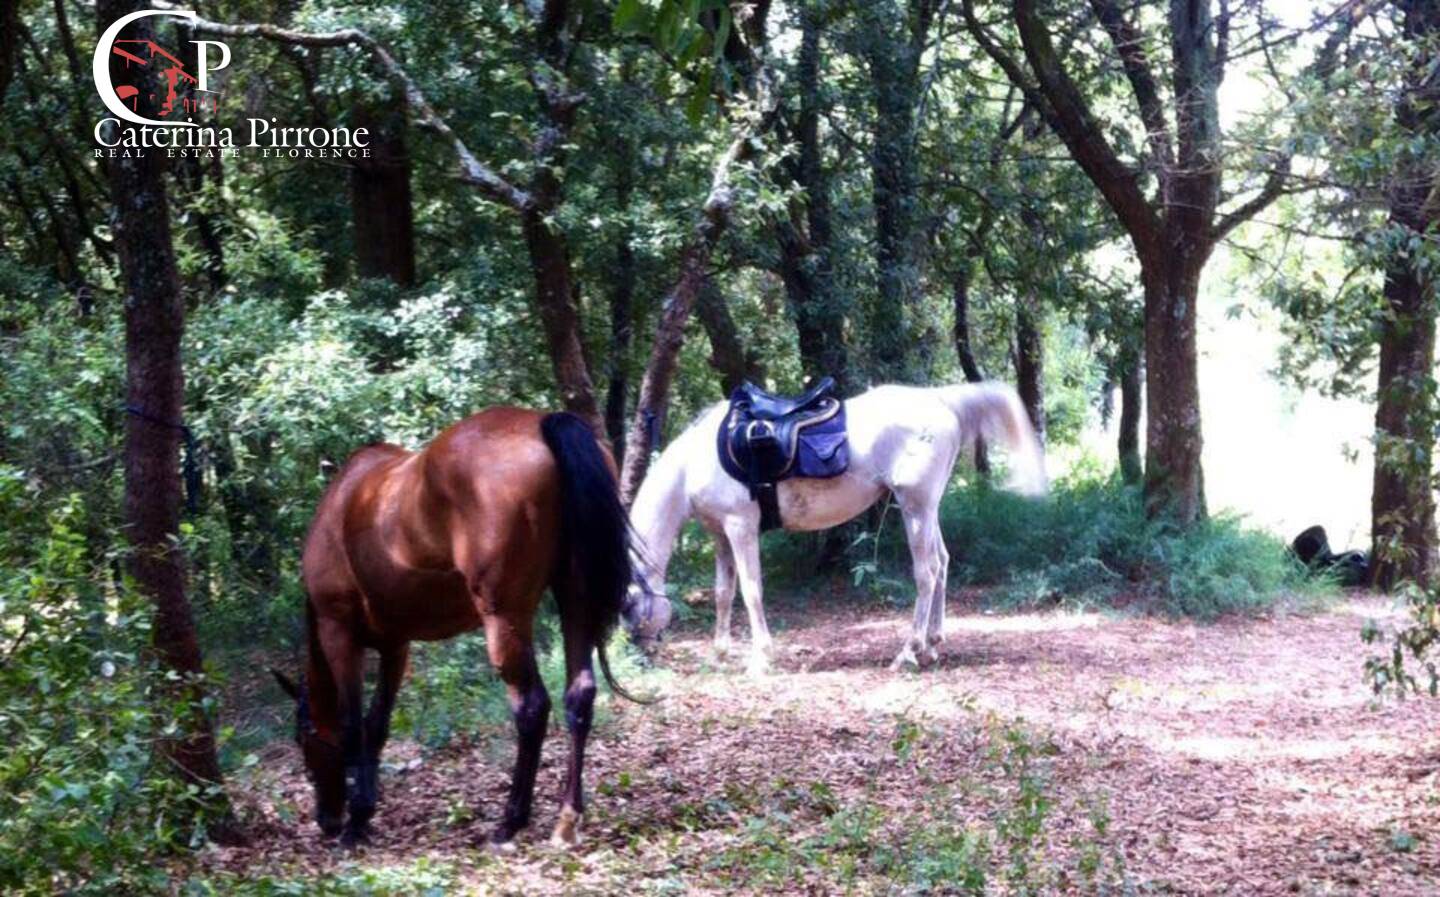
[338,829,368,852]
[549,806,582,848]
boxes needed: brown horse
[271,408,670,848]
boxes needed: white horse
[628,381,1047,673]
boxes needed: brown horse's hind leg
[553,581,598,846]
[485,615,550,845]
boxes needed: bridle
[294,690,342,764]
[626,563,670,642]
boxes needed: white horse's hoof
[890,648,920,672]
[927,630,945,648]
[922,645,940,665]
[711,638,733,659]
[549,806,582,848]
[745,655,771,677]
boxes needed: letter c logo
[93,9,198,127]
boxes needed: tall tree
[856,0,942,384]
[616,3,781,503]
[349,95,417,287]
[963,0,1302,523]
[777,1,851,395]
[1369,0,1439,590]
[98,0,236,839]
[605,158,637,455]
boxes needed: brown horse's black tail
[540,412,639,702]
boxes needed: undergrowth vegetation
[936,466,1330,618]
[715,461,1331,622]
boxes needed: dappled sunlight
[842,608,1107,636]
[949,610,1107,634]
[1156,732,1407,764]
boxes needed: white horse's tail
[936,382,1048,496]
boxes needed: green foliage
[0,470,230,894]
[1362,583,1440,698]
[179,857,457,896]
[842,465,1325,619]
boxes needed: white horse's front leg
[891,498,941,671]
[712,534,737,658]
[723,519,774,676]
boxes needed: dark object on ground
[1292,525,1370,587]
[717,377,849,531]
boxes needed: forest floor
[196,593,1440,895]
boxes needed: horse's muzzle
[623,583,673,648]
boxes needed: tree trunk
[618,236,714,504]
[1140,258,1205,523]
[523,210,602,432]
[522,2,603,434]
[696,279,763,396]
[616,22,779,504]
[605,216,635,456]
[1117,354,1143,485]
[951,266,986,383]
[1014,295,1045,442]
[786,2,850,395]
[1370,0,1439,591]
[951,265,991,475]
[1370,271,1436,590]
[350,97,417,287]
[859,0,935,385]
[99,0,236,840]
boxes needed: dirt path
[206,597,1440,895]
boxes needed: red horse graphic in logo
[94,10,231,128]
[109,38,217,119]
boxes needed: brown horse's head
[272,670,346,836]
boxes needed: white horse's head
[623,572,672,649]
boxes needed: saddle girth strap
[744,424,784,532]
[756,483,782,532]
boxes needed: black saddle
[735,378,837,419]
[717,377,850,531]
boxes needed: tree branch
[1089,0,1174,175]
[188,19,534,212]
[989,0,1161,256]
[1211,155,1292,241]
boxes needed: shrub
[0,469,229,894]
[961,470,1326,617]
[827,465,1327,619]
